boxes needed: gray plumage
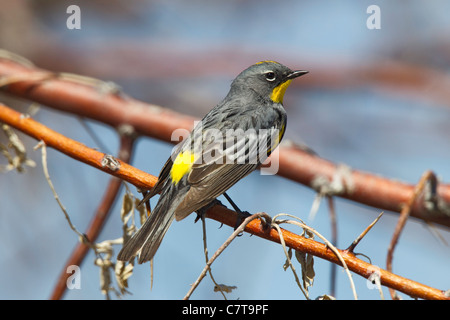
[117,61,308,263]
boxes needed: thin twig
[200,215,227,299]
[38,141,124,299]
[327,196,338,297]
[0,100,447,299]
[36,141,87,243]
[272,213,358,300]
[347,211,384,253]
[0,104,156,190]
[49,134,135,300]
[0,71,54,87]
[183,213,271,300]
[1,57,450,228]
[271,222,310,299]
[387,170,435,300]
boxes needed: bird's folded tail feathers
[117,186,182,263]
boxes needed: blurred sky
[1,0,450,300]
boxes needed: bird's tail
[117,186,183,263]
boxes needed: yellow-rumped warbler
[118,61,308,263]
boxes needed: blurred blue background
[1,0,449,300]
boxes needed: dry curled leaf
[120,192,138,242]
[1,124,35,172]
[316,294,336,300]
[214,284,237,293]
[295,250,315,291]
[95,257,114,297]
[282,247,293,271]
[115,260,134,295]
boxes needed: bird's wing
[173,118,267,221]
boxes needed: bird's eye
[265,71,276,82]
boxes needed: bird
[117,60,308,263]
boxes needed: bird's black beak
[286,70,309,80]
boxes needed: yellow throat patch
[170,151,196,184]
[271,80,292,104]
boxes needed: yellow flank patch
[277,123,286,147]
[170,151,196,184]
[270,80,292,104]
[267,123,286,155]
